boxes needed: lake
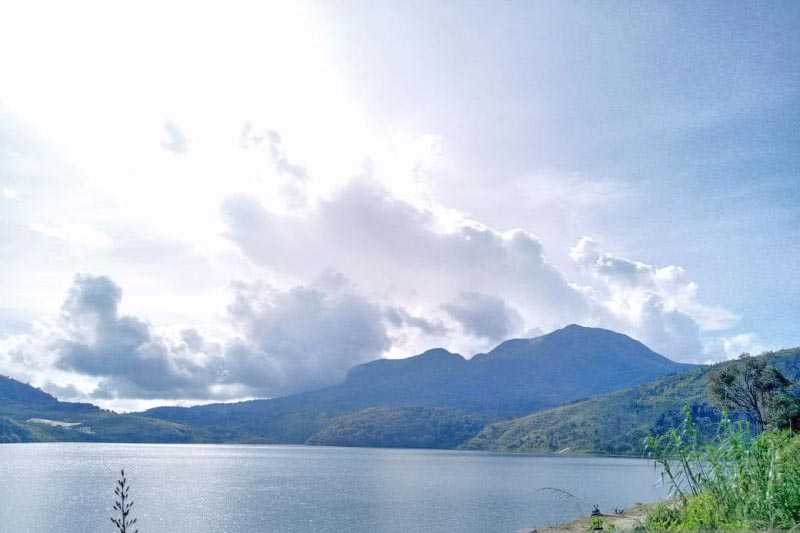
[0,444,667,532]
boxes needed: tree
[111,469,139,533]
[708,353,794,432]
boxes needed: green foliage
[0,416,34,442]
[643,503,683,531]
[644,407,800,530]
[467,348,800,455]
[708,354,796,432]
[464,367,715,455]
[645,405,707,499]
[0,398,198,443]
[306,407,488,448]
[588,517,606,531]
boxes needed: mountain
[463,348,800,455]
[0,375,198,443]
[141,325,692,445]
[0,325,700,447]
[335,324,689,415]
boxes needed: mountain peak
[413,348,463,361]
[475,324,613,361]
[477,323,680,368]
[344,348,465,385]
[549,323,618,337]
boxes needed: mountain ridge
[463,347,800,455]
[139,324,692,443]
[1,324,696,446]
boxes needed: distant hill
[142,325,692,444]
[463,348,800,456]
[0,375,198,443]
[0,375,59,404]
[306,407,490,449]
[1,325,707,447]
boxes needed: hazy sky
[1,1,798,410]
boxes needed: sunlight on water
[0,444,667,533]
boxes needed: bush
[643,503,683,531]
[645,406,800,530]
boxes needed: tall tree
[709,354,793,432]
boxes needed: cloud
[267,130,308,182]
[572,237,737,328]
[224,276,390,395]
[30,222,113,248]
[55,275,216,399]
[636,294,704,360]
[34,272,390,400]
[384,306,448,337]
[442,292,522,341]
[0,308,34,335]
[570,237,648,284]
[160,120,188,154]
[40,381,84,401]
[721,333,766,358]
[240,123,309,208]
[221,179,749,361]
[223,178,591,340]
[571,237,737,359]
[702,332,768,362]
[240,123,308,180]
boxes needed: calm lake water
[0,443,667,532]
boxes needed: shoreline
[518,502,659,533]
[1,438,653,459]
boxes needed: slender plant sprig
[111,469,139,533]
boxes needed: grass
[644,407,800,531]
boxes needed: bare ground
[517,502,656,533]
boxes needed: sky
[0,1,798,411]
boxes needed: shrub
[643,503,682,531]
[645,406,800,530]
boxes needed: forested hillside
[464,348,800,455]
[0,375,197,443]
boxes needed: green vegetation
[0,375,198,443]
[643,356,800,531]
[463,367,714,455]
[644,410,800,530]
[588,516,617,532]
[306,407,489,448]
[0,416,34,442]
[709,353,798,431]
[465,348,800,455]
